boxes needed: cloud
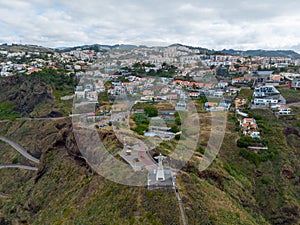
[0,0,299,52]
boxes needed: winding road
[0,136,40,164]
[0,164,38,171]
[0,137,39,198]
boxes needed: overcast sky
[1,0,300,52]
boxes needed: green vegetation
[98,92,110,105]
[237,136,255,148]
[1,62,300,224]
[0,101,20,120]
[174,134,181,140]
[170,125,180,133]
[143,105,158,117]
[0,103,299,224]
[28,68,77,99]
[24,68,78,116]
[237,88,254,102]
[223,109,300,224]
[0,118,182,224]
[239,148,261,167]
[133,113,149,124]
[131,113,149,135]
[130,104,158,135]
[277,86,300,103]
[174,111,181,125]
[104,80,113,89]
[197,145,206,154]
[123,62,177,77]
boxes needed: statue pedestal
[156,168,165,181]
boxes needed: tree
[174,112,181,125]
[170,125,180,133]
[237,136,254,148]
[144,105,158,117]
[175,134,181,140]
[133,113,149,125]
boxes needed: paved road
[0,116,70,123]
[175,189,187,225]
[173,174,187,225]
[0,164,38,171]
[0,136,40,164]
[287,101,300,107]
[16,117,69,121]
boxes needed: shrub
[175,134,181,140]
[131,124,148,135]
[170,125,180,133]
[0,101,20,120]
[209,214,217,221]
[133,113,149,125]
[237,136,254,148]
[197,146,206,154]
[174,112,181,125]
[239,148,260,166]
[12,158,19,164]
[261,177,271,185]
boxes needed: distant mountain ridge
[1,43,300,58]
[57,44,145,52]
[219,49,300,58]
[58,43,300,58]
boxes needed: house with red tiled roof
[234,98,248,109]
[271,104,292,115]
[143,90,154,96]
[166,94,178,100]
[26,68,42,75]
[269,75,285,85]
[239,118,260,138]
[232,77,251,85]
[196,83,204,88]
[181,81,190,86]
[204,83,214,89]
[205,102,218,108]
[173,80,182,86]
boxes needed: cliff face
[0,75,53,116]
[0,119,182,225]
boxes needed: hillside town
[2,44,300,143]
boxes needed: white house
[291,79,300,89]
[253,98,278,106]
[218,82,229,89]
[75,91,86,100]
[86,92,98,102]
[253,86,280,97]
